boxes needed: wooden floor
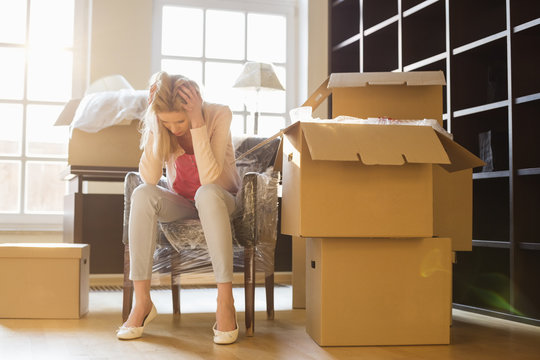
[1,285,539,360]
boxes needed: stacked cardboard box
[278,71,484,346]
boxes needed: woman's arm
[191,105,232,185]
[139,132,164,185]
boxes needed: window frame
[0,0,89,230]
[151,0,299,135]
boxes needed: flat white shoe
[213,320,239,345]
[117,304,157,340]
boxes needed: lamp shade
[232,62,285,92]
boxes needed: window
[153,0,296,137]
[0,0,87,229]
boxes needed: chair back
[232,136,280,179]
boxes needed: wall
[307,0,329,119]
[90,0,153,89]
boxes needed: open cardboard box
[276,71,484,251]
[55,99,142,168]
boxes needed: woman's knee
[194,184,223,207]
[131,183,160,206]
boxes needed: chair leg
[265,272,275,320]
[171,251,181,315]
[122,243,133,322]
[244,246,256,337]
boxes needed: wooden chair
[121,136,281,336]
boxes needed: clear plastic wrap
[122,136,281,284]
[289,106,453,140]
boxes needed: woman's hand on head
[178,83,204,129]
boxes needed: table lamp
[232,62,285,135]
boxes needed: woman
[117,71,241,344]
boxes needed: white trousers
[128,183,236,283]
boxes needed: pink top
[172,153,201,201]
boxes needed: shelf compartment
[451,106,509,173]
[363,15,398,36]
[519,242,540,250]
[407,58,447,114]
[363,21,398,72]
[473,170,510,180]
[515,92,540,105]
[331,40,360,73]
[514,18,540,34]
[402,0,445,66]
[402,0,431,12]
[472,240,510,249]
[451,37,508,111]
[473,177,510,242]
[362,0,398,30]
[515,249,540,319]
[512,25,540,98]
[449,0,507,49]
[515,174,540,247]
[513,99,540,169]
[403,0,440,17]
[453,247,511,314]
[510,0,540,29]
[331,0,360,47]
[517,168,540,176]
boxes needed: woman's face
[157,111,189,137]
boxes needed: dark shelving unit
[329,0,540,325]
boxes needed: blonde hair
[140,71,201,161]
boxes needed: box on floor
[306,237,452,346]
[0,243,90,319]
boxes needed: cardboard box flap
[328,71,446,87]
[54,99,82,126]
[435,132,486,172]
[0,243,88,259]
[302,78,332,110]
[300,122,451,166]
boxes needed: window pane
[0,104,23,156]
[258,115,285,137]
[205,62,244,111]
[161,59,203,86]
[0,161,21,213]
[162,6,203,57]
[230,114,245,136]
[26,105,68,157]
[27,49,73,102]
[258,65,286,113]
[0,0,27,44]
[205,10,245,60]
[0,48,25,100]
[29,0,74,48]
[247,13,286,63]
[25,161,66,214]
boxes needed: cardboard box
[292,236,306,309]
[306,237,452,346]
[55,98,142,168]
[278,71,484,250]
[0,243,90,319]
